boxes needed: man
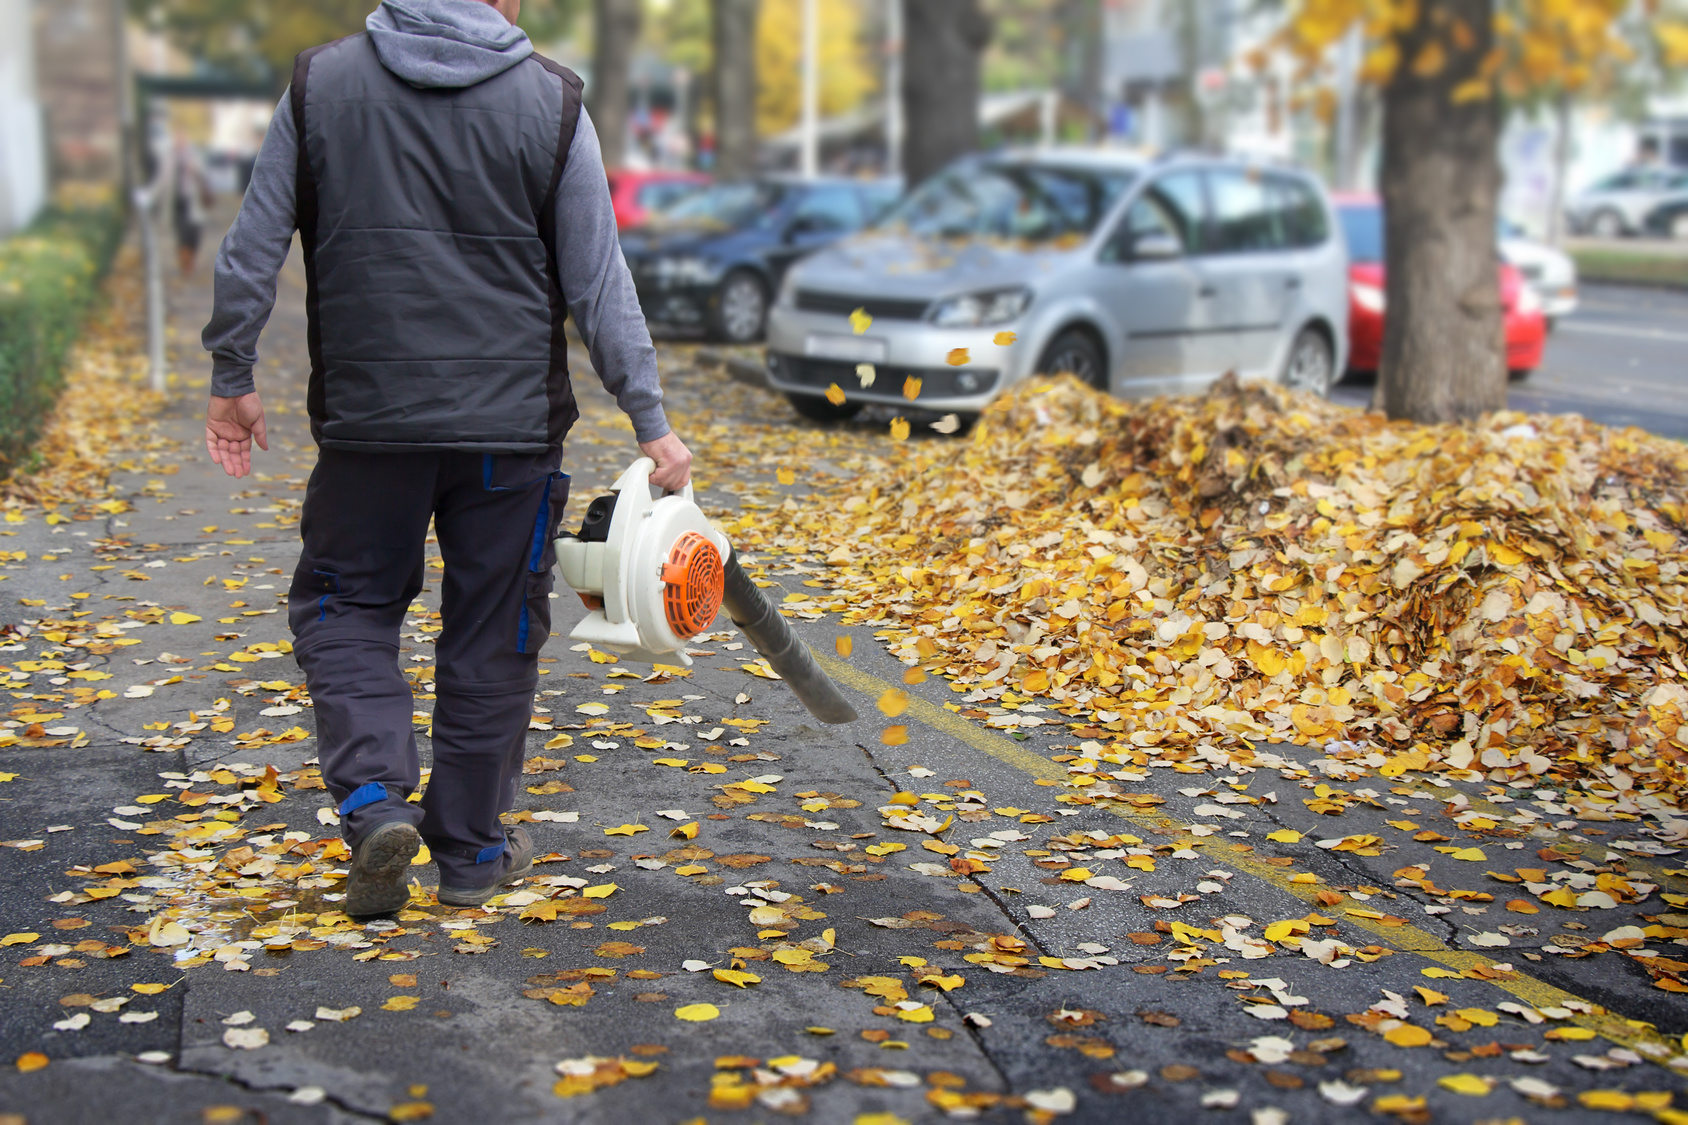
[201,0,691,917]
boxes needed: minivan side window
[1270,175,1328,248]
[1145,171,1207,252]
[1100,192,1183,262]
[1208,169,1281,253]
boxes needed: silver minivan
[763,150,1349,421]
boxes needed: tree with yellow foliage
[1275,0,1688,424]
[754,0,876,136]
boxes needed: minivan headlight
[928,287,1031,328]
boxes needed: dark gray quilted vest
[290,34,583,453]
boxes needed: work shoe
[344,820,422,918]
[437,827,535,907]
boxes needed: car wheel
[1280,326,1334,398]
[1590,209,1626,239]
[1508,367,1533,382]
[1036,329,1107,391]
[785,392,863,423]
[1671,214,1688,241]
[711,271,768,343]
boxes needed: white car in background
[1499,220,1578,323]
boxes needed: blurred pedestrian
[200,0,693,916]
[172,137,210,276]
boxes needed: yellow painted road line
[814,651,1685,1066]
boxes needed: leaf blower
[553,457,857,725]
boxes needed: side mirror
[1132,232,1182,260]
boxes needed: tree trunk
[590,0,642,170]
[1376,0,1506,423]
[711,0,760,179]
[901,0,991,187]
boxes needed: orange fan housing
[661,531,724,639]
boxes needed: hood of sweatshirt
[366,0,532,89]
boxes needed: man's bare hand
[640,430,693,491]
[206,393,269,479]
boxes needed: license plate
[804,334,887,363]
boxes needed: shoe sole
[437,852,534,908]
[345,822,421,918]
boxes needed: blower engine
[554,458,856,725]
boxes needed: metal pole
[138,105,168,395]
[884,0,902,178]
[1333,25,1360,189]
[138,182,165,394]
[799,0,819,178]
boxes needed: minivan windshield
[876,163,1135,243]
[656,182,786,230]
[1338,203,1383,263]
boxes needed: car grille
[769,354,998,398]
[795,291,931,320]
[1517,265,1544,281]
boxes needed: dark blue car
[618,177,901,343]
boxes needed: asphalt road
[0,225,1684,1124]
[1333,283,1688,437]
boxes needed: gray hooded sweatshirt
[202,0,668,444]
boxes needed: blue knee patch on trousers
[339,781,388,815]
[475,843,507,864]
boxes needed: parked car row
[617,150,1572,420]
[1567,166,1688,238]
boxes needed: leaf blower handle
[720,547,859,725]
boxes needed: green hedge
[1569,247,1688,290]
[0,194,126,475]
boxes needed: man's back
[294,25,582,453]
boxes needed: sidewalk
[0,217,1683,1124]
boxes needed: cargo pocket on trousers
[517,472,569,654]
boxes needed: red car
[1335,195,1545,376]
[607,169,709,230]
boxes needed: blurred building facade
[0,0,46,235]
[35,0,127,187]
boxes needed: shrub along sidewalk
[0,188,126,479]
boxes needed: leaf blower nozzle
[719,546,858,725]
[554,458,858,725]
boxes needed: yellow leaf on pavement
[582,884,618,899]
[604,824,648,836]
[675,1003,720,1022]
[1382,1024,1431,1047]
[713,969,761,988]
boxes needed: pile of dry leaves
[749,374,1688,812]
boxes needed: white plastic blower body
[553,457,730,667]
[553,458,857,724]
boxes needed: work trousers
[288,449,569,885]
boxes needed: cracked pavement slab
[0,216,1685,1124]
